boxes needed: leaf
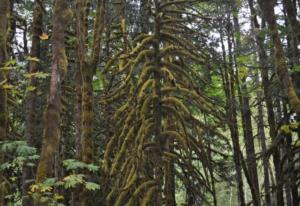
[54,193,64,201]
[86,163,99,172]
[40,186,52,193]
[26,85,37,91]
[63,174,85,189]
[30,184,39,193]
[4,59,16,67]
[280,125,291,134]
[24,72,50,79]
[296,140,300,147]
[63,159,86,171]
[26,56,40,62]
[85,182,100,191]
[0,162,11,171]
[39,33,49,40]
[1,84,14,89]
[16,144,36,156]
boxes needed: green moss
[141,186,158,206]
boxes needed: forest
[0,0,299,205]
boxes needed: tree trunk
[77,0,105,205]
[248,1,272,205]
[34,0,71,205]
[220,20,246,206]
[0,1,9,205]
[259,0,300,115]
[283,0,300,44]
[231,2,261,205]
[22,2,43,205]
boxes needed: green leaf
[63,174,85,189]
[26,85,37,91]
[24,72,50,79]
[86,164,99,172]
[63,159,87,171]
[85,182,100,191]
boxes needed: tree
[0,0,9,205]
[34,0,71,204]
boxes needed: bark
[153,1,163,202]
[248,1,271,205]
[0,1,9,205]
[77,0,105,205]
[231,1,261,203]
[259,0,300,115]
[220,20,246,206]
[22,2,43,205]
[258,0,300,205]
[283,0,300,44]
[140,0,150,33]
[164,131,176,206]
[283,8,300,205]
[34,0,71,205]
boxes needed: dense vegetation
[0,0,299,205]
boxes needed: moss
[62,8,73,22]
[110,126,135,175]
[123,169,137,191]
[138,79,154,98]
[288,86,300,114]
[161,130,187,149]
[138,65,154,87]
[141,186,158,206]
[162,96,190,115]
[127,180,157,206]
[58,49,68,77]
[160,66,175,82]
[130,36,154,56]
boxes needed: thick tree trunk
[77,0,105,205]
[259,0,300,115]
[283,0,300,44]
[258,0,300,205]
[22,2,43,205]
[0,1,9,205]
[34,0,71,205]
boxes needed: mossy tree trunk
[22,2,43,205]
[34,0,71,205]
[258,0,300,205]
[259,0,300,115]
[0,0,9,205]
[76,0,105,205]
[283,0,300,44]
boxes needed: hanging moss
[101,0,225,204]
[127,180,157,206]
[141,186,158,206]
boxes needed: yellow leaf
[40,186,52,192]
[296,140,300,147]
[63,176,70,181]
[30,184,39,193]
[280,125,291,134]
[2,84,14,89]
[54,193,64,200]
[10,176,17,182]
[39,33,49,40]
[27,56,40,62]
